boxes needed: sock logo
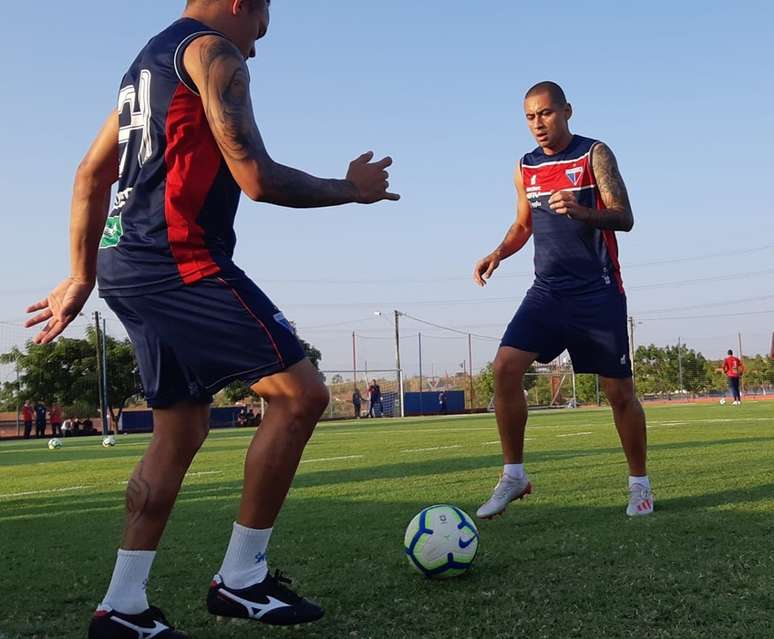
[254,552,266,565]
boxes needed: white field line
[557,432,593,438]
[401,445,462,453]
[319,427,498,436]
[120,470,225,485]
[481,438,534,446]
[300,455,364,464]
[0,485,92,499]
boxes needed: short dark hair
[728,349,733,355]
[525,81,567,107]
[187,0,264,7]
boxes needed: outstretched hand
[25,277,94,344]
[346,151,401,204]
[473,252,502,287]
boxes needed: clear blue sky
[0,0,772,377]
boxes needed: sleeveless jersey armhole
[174,30,225,96]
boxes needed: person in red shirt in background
[50,404,63,437]
[21,400,33,439]
[722,349,744,405]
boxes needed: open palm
[25,278,94,344]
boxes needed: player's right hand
[473,252,501,287]
[346,151,401,204]
[25,277,94,345]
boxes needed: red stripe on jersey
[217,277,285,367]
[164,84,221,284]
[521,154,596,193]
[596,188,625,294]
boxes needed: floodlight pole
[628,315,637,383]
[738,332,744,395]
[468,333,475,410]
[418,332,423,416]
[394,310,405,417]
[102,318,110,433]
[93,312,109,437]
[352,332,357,390]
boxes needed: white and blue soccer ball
[47,438,63,450]
[719,398,726,405]
[102,435,117,448]
[404,504,479,578]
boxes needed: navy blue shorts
[501,285,632,378]
[105,276,306,408]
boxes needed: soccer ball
[404,504,479,578]
[102,436,116,447]
[719,398,726,405]
[48,438,63,450]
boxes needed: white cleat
[626,483,654,517]
[476,474,532,519]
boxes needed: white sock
[99,549,155,614]
[629,475,650,489]
[218,522,272,589]
[503,463,525,479]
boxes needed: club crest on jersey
[273,312,296,335]
[99,215,124,249]
[565,166,583,186]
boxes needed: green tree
[743,355,774,392]
[474,362,539,408]
[0,328,140,420]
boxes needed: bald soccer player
[473,81,652,521]
[25,1,399,636]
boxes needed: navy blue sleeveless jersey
[97,18,246,297]
[521,135,623,295]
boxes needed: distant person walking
[34,401,47,438]
[722,349,744,405]
[352,388,362,419]
[22,400,33,439]
[369,380,383,417]
[438,391,448,415]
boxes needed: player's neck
[182,8,236,44]
[540,132,574,156]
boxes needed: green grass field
[2,402,774,639]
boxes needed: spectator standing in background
[369,380,383,418]
[34,401,47,438]
[722,349,744,405]
[50,404,63,437]
[22,400,34,439]
[352,388,362,419]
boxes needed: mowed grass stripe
[0,403,772,637]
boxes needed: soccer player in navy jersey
[473,81,652,521]
[25,1,398,636]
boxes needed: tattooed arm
[547,143,634,231]
[183,36,399,207]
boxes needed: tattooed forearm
[194,37,356,207]
[574,143,634,231]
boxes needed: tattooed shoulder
[592,142,631,210]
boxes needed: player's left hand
[548,190,585,218]
[25,277,94,345]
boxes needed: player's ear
[230,0,242,16]
[565,103,573,121]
